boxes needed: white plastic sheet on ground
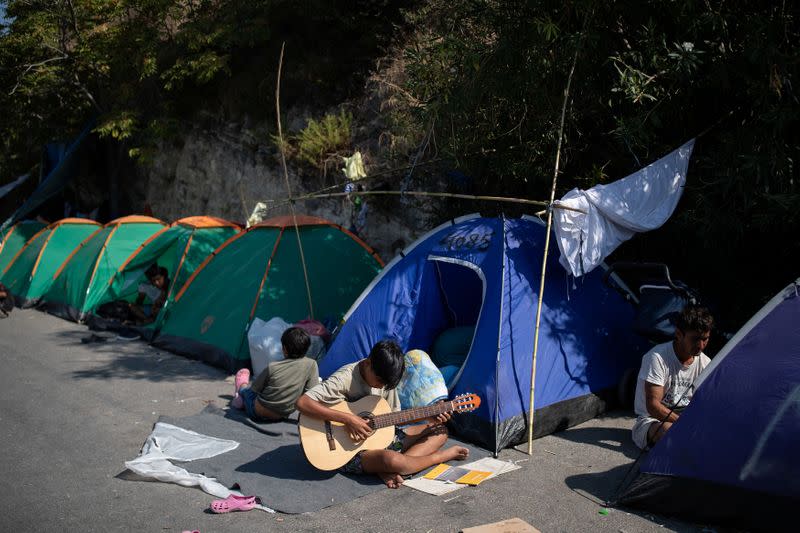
[124,422,275,513]
[553,139,695,277]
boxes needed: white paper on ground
[404,457,520,495]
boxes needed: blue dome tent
[321,214,643,453]
[618,278,800,529]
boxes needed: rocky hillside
[2,1,797,326]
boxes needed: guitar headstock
[451,393,481,413]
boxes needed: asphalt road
[0,309,704,532]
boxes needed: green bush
[293,110,353,169]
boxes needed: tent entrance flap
[409,256,485,387]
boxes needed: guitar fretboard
[370,400,456,429]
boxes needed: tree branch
[9,55,68,95]
[73,73,103,113]
[64,0,82,44]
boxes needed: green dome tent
[154,214,384,372]
[0,220,47,274]
[43,215,166,321]
[89,216,240,333]
[0,218,101,307]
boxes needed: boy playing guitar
[296,340,469,488]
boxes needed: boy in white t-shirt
[128,264,169,325]
[632,306,714,450]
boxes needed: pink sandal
[234,368,250,391]
[209,494,258,514]
[231,369,251,409]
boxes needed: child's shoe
[231,368,250,409]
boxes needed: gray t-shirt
[304,361,400,412]
[634,341,710,419]
[251,357,319,417]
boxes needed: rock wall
[139,123,423,261]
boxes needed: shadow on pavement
[48,329,226,382]
[566,463,704,532]
[552,425,641,460]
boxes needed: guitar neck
[371,400,456,429]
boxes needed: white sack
[553,139,695,277]
[248,317,290,376]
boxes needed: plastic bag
[294,318,331,342]
[398,349,448,409]
[248,317,290,376]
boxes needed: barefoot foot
[441,445,470,462]
[378,472,404,489]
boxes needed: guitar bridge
[324,420,336,451]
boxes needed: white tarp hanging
[553,139,695,277]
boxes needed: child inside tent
[128,264,169,325]
[0,282,14,318]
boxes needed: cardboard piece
[461,517,541,533]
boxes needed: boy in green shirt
[232,327,319,421]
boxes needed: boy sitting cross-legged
[232,327,319,421]
[296,339,469,489]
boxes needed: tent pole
[275,42,315,319]
[527,20,586,455]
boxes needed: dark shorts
[338,428,406,475]
[238,387,274,423]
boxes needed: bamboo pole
[527,26,586,455]
[270,189,587,215]
[252,145,536,217]
[275,43,315,319]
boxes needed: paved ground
[0,309,705,532]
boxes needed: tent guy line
[275,42,316,320]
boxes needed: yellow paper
[455,470,493,485]
[422,463,493,485]
[423,463,451,480]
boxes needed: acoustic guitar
[298,393,481,471]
